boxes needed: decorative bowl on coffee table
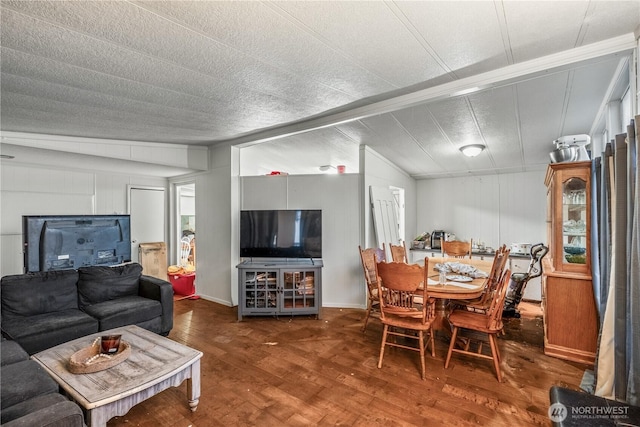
[68,340,131,374]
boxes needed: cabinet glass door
[281,270,316,312]
[244,270,278,310]
[562,177,587,265]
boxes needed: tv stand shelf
[236,260,323,321]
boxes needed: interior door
[129,187,165,263]
[370,186,400,256]
[177,183,196,266]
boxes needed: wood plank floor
[107,300,589,426]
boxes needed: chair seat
[462,300,489,310]
[454,296,481,305]
[381,314,433,331]
[449,309,502,333]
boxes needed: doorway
[176,183,196,267]
[369,185,405,258]
[390,186,405,243]
[128,186,165,263]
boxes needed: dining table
[418,256,494,332]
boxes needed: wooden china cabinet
[542,161,598,365]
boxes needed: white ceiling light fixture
[459,144,486,157]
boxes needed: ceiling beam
[223,33,637,148]
[0,131,209,171]
[588,56,631,139]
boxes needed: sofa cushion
[2,309,98,355]
[1,392,68,425]
[0,360,59,409]
[2,398,85,427]
[0,340,29,366]
[130,317,163,335]
[1,270,79,320]
[77,263,142,307]
[82,295,162,331]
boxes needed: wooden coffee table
[31,325,202,427]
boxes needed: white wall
[0,161,167,277]
[186,144,237,306]
[416,169,547,250]
[240,173,362,308]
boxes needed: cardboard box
[138,242,168,281]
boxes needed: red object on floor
[169,273,196,297]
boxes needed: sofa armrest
[1,326,15,341]
[0,339,29,366]
[139,275,174,335]
[549,385,640,426]
[1,400,86,427]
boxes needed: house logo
[549,402,568,422]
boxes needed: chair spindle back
[375,259,431,324]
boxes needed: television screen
[23,215,131,272]
[240,210,322,259]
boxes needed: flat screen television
[240,210,322,259]
[23,215,131,272]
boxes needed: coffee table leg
[87,408,108,427]
[187,359,201,412]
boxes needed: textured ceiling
[1,1,639,178]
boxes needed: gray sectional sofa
[0,263,174,426]
[1,338,85,427]
[1,263,173,355]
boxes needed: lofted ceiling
[1,1,639,178]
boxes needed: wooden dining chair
[458,245,510,313]
[384,241,408,263]
[358,246,386,332]
[441,238,472,259]
[375,258,436,380]
[444,269,512,382]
